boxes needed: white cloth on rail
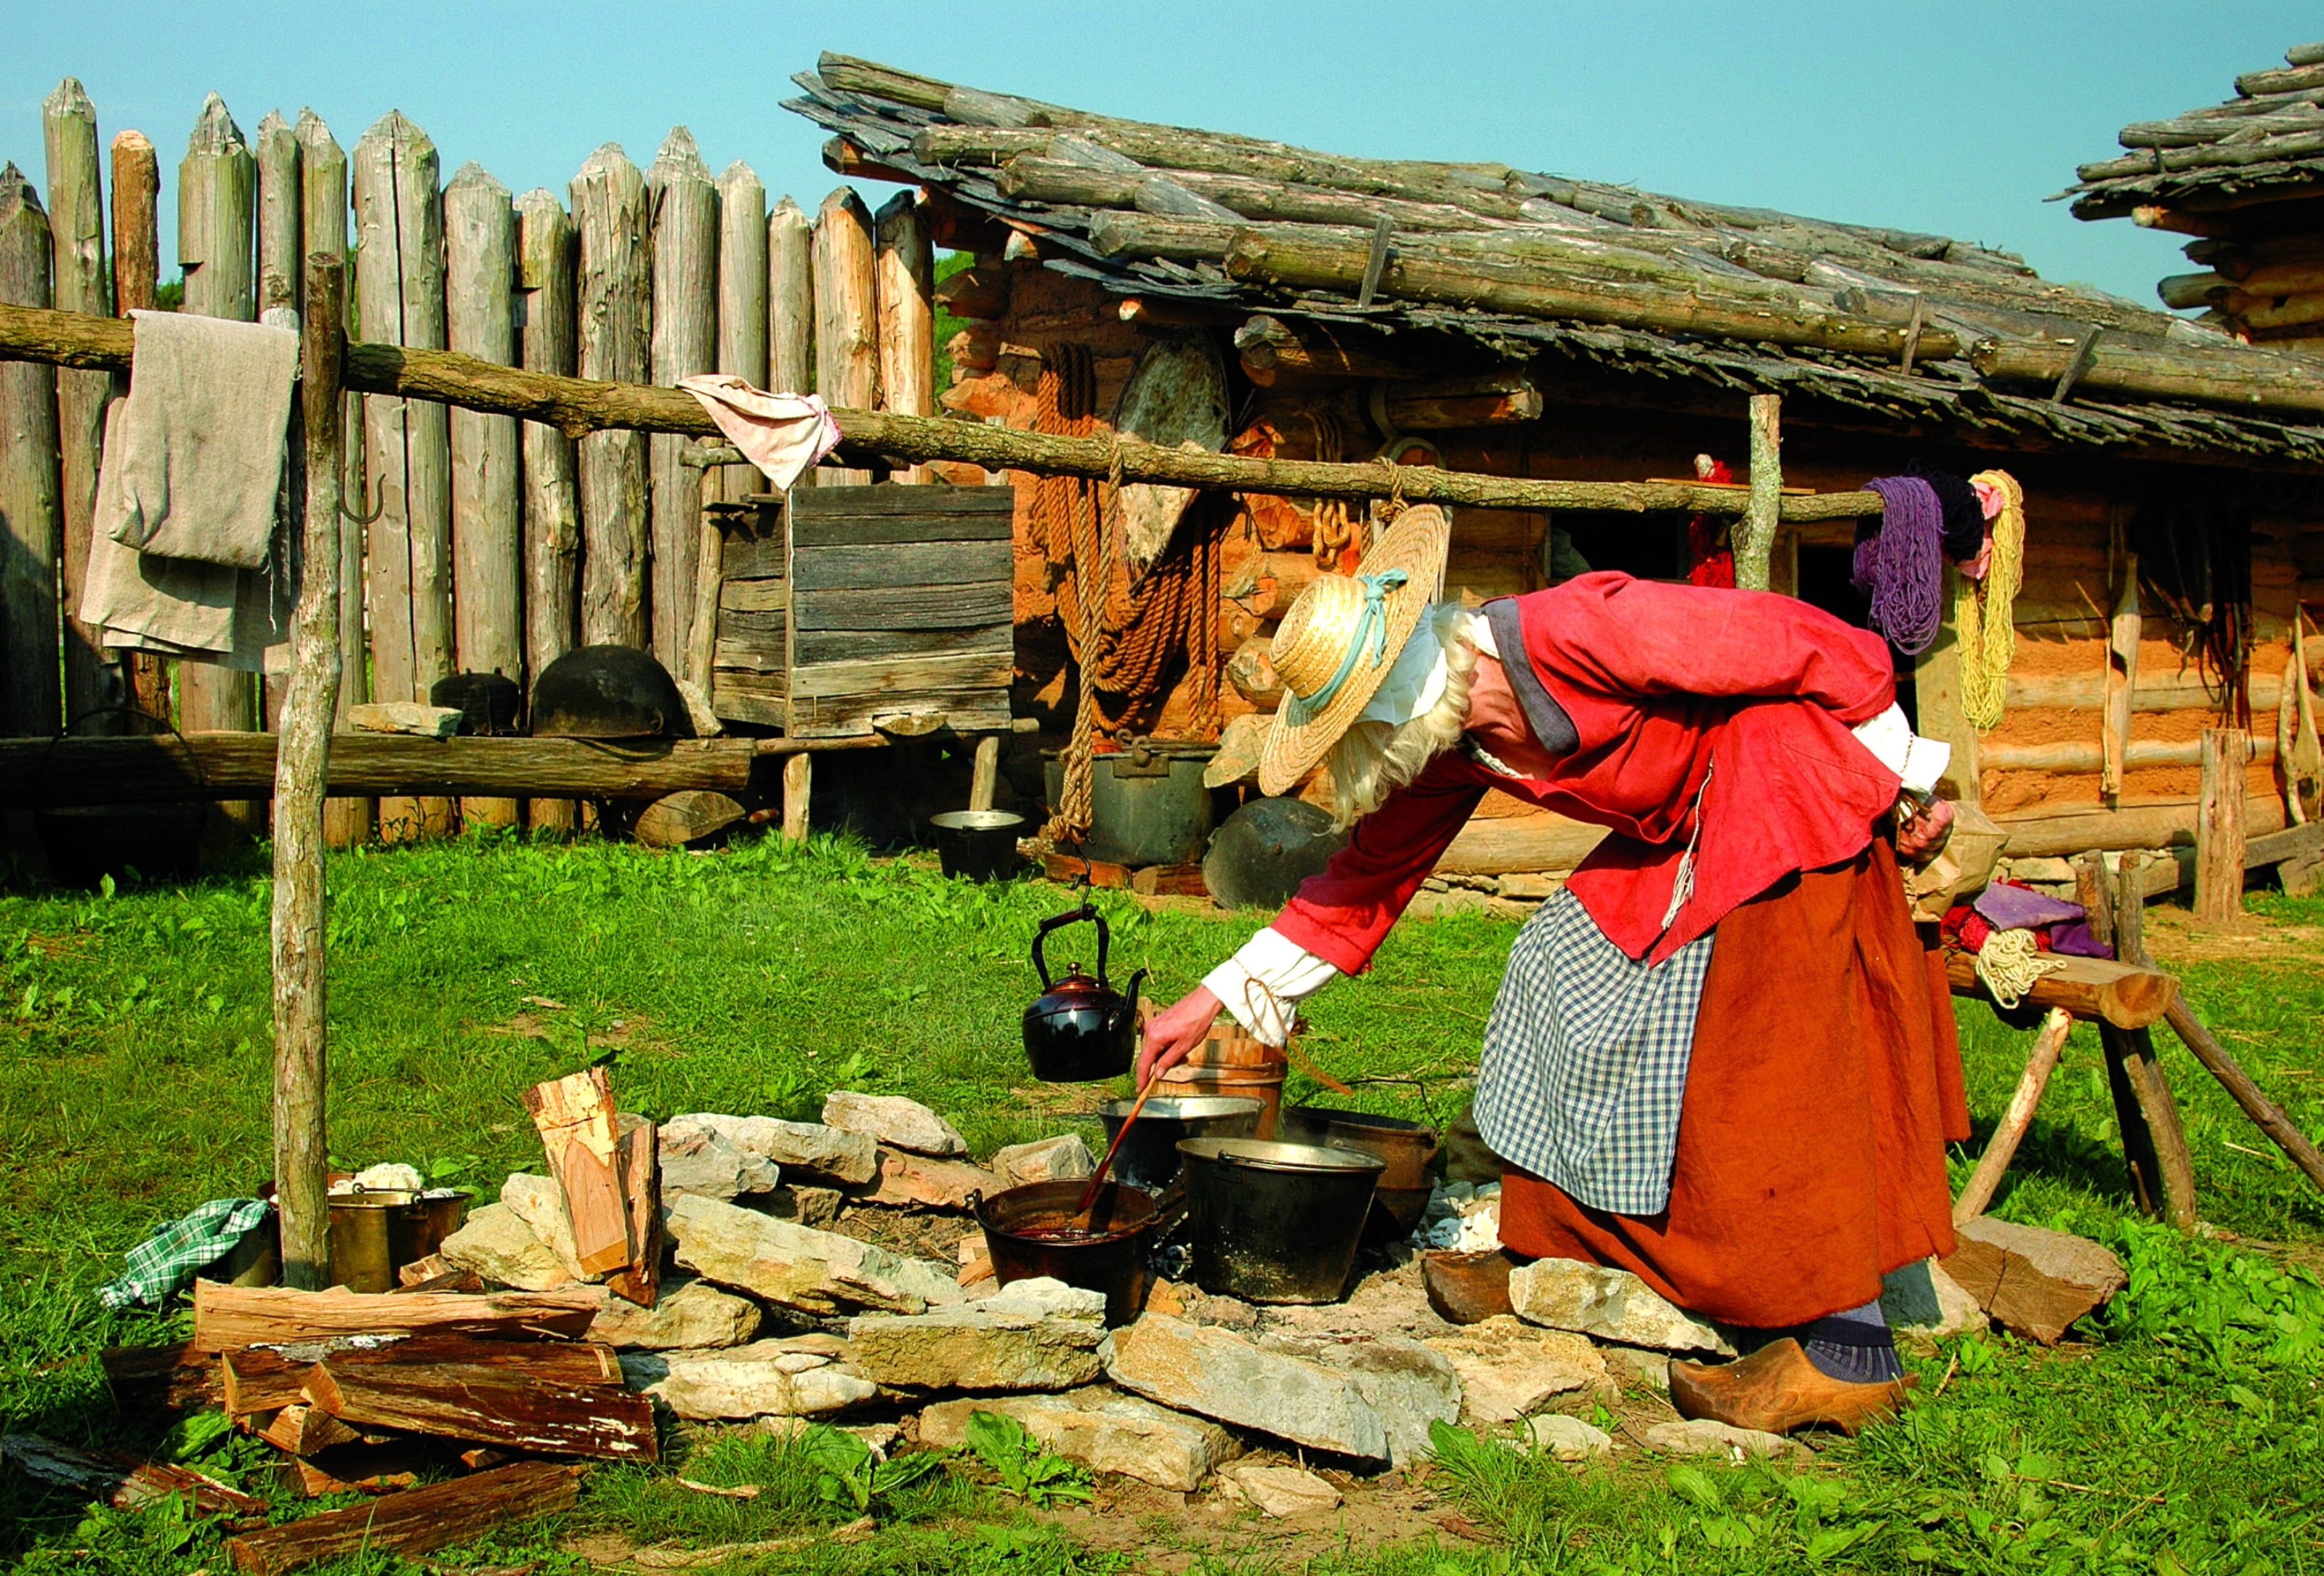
[677,376,843,491]
[102,309,299,567]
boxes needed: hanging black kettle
[1023,898,1148,1083]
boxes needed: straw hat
[1258,505,1452,796]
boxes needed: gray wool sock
[1798,1296,1904,1384]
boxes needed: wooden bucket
[1161,1016,1290,1138]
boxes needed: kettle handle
[1031,901,1108,990]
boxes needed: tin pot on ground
[1277,1106,1442,1239]
[1177,1137,1385,1304]
[974,1179,1160,1325]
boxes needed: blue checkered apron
[1472,889,1715,1216]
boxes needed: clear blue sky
[4,1,2315,307]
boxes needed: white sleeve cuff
[1851,702,1951,795]
[1201,927,1338,1047]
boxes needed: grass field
[1,829,2320,1574]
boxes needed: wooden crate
[710,484,1015,736]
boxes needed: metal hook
[341,476,387,527]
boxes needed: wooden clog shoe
[1667,1337,1916,1437]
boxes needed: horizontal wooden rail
[0,735,760,805]
[0,300,1885,520]
[1944,949,2178,1031]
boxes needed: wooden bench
[1945,856,2196,1229]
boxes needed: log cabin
[789,54,2324,901]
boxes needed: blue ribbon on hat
[1280,569,1411,728]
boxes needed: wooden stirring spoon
[1074,1068,1166,1224]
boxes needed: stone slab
[666,1195,962,1316]
[821,1092,967,1158]
[437,1201,574,1292]
[918,1387,1238,1492]
[1104,1315,1387,1463]
[1423,1315,1614,1423]
[1510,1259,1733,1355]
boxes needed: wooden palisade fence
[0,81,948,845]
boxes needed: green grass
[1,832,2320,1573]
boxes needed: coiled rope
[1974,927,2065,1010]
[1958,470,2026,731]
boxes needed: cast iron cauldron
[430,672,524,735]
[1023,900,1147,1083]
[531,646,689,739]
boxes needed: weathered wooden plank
[788,691,1014,737]
[712,639,786,673]
[718,577,789,613]
[305,1360,656,1460]
[191,1282,601,1352]
[720,529,789,579]
[572,144,649,646]
[787,511,1015,551]
[223,1461,581,1576]
[792,622,1009,666]
[0,162,62,739]
[788,650,1014,700]
[792,583,1012,631]
[714,611,787,651]
[42,79,117,732]
[788,482,1015,521]
[708,683,788,727]
[791,540,1011,591]
[813,187,878,486]
[648,129,717,675]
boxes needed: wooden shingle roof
[791,54,2324,469]
[2065,42,2324,219]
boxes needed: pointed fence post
[42,78,119,732]
[1734,393,1780,593]
[647,129,718,673]
[517,188,580,836]
[813,187,877,487]
[108,128,169,731]
[768,195,813,399]
[874,190,933,484]
[352,111,452,839]
[691,160,765,694]
[571,145,650,648]
[177,96,261,808]
[444,163,521,830]
[0,164,62,739]
[271,251,346,1290]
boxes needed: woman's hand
[1138,986,1223,1085]
[1896,795,1956,863]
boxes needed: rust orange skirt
[1498,841,1970,1329]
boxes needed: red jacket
[1272,573,1903,970]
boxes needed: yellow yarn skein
[1959,470,2025,732]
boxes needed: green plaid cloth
[97,1198,271,1311]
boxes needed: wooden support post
[1734,394,1780,593]
[2102,549,2139,802]
[768,195,814,401]
[0,163,62,741]
[42,79,118,734]
[970,733,1001,812]
[2195,728,2249,927]
[1954,1007,2072,1224]
[254,112,301,733]
[107,130,168,731]
[874,190,934,482]
[296,112,370,848]
[2076,852,2198,1228]
[782,750,812,841]
[444,163,522,831]
[572,145,650,648]
[813,187,878,486]
[272,252,346,1291]
[176,97,260,792]
[517,188,580,838]
[647,130,717,676]
[353,112,452,840]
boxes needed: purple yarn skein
[1856,476,1946,655]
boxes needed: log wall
[946,258,2324,883]
[0,83,941,840]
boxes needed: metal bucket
[1178,1138,1385,1304]
[327,1190,472,1293]
[1044,742,1215,868]
[1278,1107,1442,1239]
[930,810,1025,882]
[1094,1095,1265,1195]
[975,1179,1160,1326]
